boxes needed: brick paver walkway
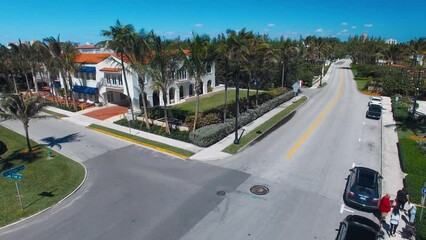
[83,106,129,120]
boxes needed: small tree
[0,94,45,153]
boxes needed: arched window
[179,86,184,99]
[189,84,194,96]
[207,80,212,92]
[169,87,175,104]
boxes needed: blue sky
[1,0,425,45]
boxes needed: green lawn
[0,125,85,227]
[223,96,308,154]
[172,89,259,114]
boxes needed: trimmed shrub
[114,118,191,142]
[185,113,222,129]
[190,91,295,147]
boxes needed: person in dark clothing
[396,187,409,211]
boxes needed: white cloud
[341,22,348,26]
[351,26,357,29]
[267,23,275,27]
[364,24,373,28]
[194,23,203,28]
[342,29,348,33]
[315,28,324,33]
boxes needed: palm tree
[0,44,19,94]
[43,36,74,108]
[409,38,426,67]
[8,41,32,93]
[128,30,151,129]
[102,20,136,121]
[216,32,234,122]
[181,33,216,131]
[0,94,45,153]
[276,38,299,88]
[146,33,179,135]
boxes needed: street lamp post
[234,72,240,144]
[281,61,285,88]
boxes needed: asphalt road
[0,59,382,239]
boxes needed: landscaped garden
[114,88,296,147]
[0,125,85,227]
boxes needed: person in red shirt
[379,194,392,221]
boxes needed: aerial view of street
[1,1,425,239]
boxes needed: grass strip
[42,109,68,118]
[0,125,85,227]
[87,124,194,158]
[223,96,308,154]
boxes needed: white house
[57,52,216,111]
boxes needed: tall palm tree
[276,38,299,88]
[8,41,32,93]
[146,33,179,135]
[409,38,426,67]
[44,36,73,108]
[0,94,45,153]
[102,20,136,121]
[216,32,234,122]
[0,44,19,94]
[128,30,151,129]
[181,33,216,131]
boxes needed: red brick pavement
[83,106,129,120]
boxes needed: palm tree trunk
[61,71,70,107]
[256,83,259,107]
[193,78,201,131]
[31,68,39,92]
[162,93,170,134]
[68,74,77,111]
[121,54,135,121]
[138,78,150,129]
[246,79,250,109]
[24,123,32,153]
[12,75,18,94]
[24,73,31,93]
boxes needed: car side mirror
[349,169,355,173]
[379,176,383,179]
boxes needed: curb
[234,95,309,153]
[86,126,190,159]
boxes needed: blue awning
[72,85,98,95]
[81,66,96,73]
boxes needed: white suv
[368,96,382,106]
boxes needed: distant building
[56,52,216,111]
[385,38,397,45]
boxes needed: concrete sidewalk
[381,97,413,239]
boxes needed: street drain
[250,185,269,195]
[216,190,226,196]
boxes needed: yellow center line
[285,70,344,159]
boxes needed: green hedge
[114,118,191,143]
[189,91,295,147]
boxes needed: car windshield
[371,97,381,102]
[356,170,376,189]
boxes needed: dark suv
[336,215,381,240]
[366,104,382,119]
[344,167,382,211]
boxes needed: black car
[366,104,382,119]
[344,167,382,211]
[336,215,381,240]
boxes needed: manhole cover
[216,191,226,196]
[250,185,269,195]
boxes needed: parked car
[336,215,381,240]
[366,104,382,119]
[368,96,382,106]
[344,167,382,211]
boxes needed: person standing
[379,194,392,221]
[389,207,400,237]
[396,187,409,211]
[408,201,417,225]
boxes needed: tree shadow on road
[40,133,82,150]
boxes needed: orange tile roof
[75,53,111,64]
[100,67,122,72]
